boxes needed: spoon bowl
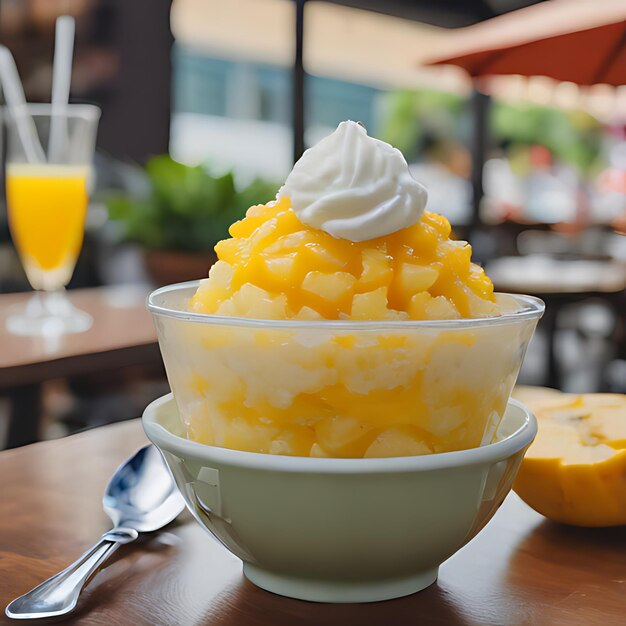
[6,445,184,620]
[103,445,183,532]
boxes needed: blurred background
[0,0,624,448]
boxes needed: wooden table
[1,421,625,626]
[487,256,626,296]
[487,256,626,389]
[0,286,160,448]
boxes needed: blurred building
[0,0,172,163]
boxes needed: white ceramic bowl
[143,394,536,603]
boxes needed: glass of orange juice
[4,103,100,336]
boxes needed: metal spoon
[6,445,185,620]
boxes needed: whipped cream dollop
[278,121,427,242]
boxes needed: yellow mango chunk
[310,443,332,458]
[263,254,297,284]
[397,263,440,297]
[364,427,434,458]
[301,271,356,302]
[189,196,498,321]
[350,287,389,320]
[314,415,376,457]
[407,292,431,320]
[217,283,290,319]
[465,288,501,318]
[513,392,626,527]
[295,305,324,321]
[357,248,393,291]
[424,295,460,320]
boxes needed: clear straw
[0,45,45,163]
[48,16,75,163]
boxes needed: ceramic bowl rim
[143,394,537,474]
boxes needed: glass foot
[5,291,92,336]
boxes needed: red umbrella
[422,0,626,237]
[427,0,626,86]
[425,1,625,390]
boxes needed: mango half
[513,391,626,527]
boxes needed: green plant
[378,90,465,161]
[490,102,603,175]
[379,88,605,177]
[107,155,278,253]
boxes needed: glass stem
[41,287,71,316]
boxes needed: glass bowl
[148,281,544,458]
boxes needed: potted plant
[106,155,278,285]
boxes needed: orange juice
[6,164,90,290]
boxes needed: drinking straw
[48,16,75,163]
[0,45,45,163]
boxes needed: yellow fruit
[364,427,433,458]
[396,263,440,301]
[301,271,356,304]
[350,287,390,320]
[424,295,460,320]
[217,283,290,319]
[357,248,393,291]
[310,443,332,458]
[189,195,496,321]
[407,292,432,320]
[314,415,376,457]
[295,305,324,320]
[189,261,233,312]
[513,392,626,527]
[465,288,501,318]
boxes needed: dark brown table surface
[0,286,159,388]
[0,286,160,447]
[1,420,625,626]
[486,256,626,389]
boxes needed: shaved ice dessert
[150,121,542,458]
